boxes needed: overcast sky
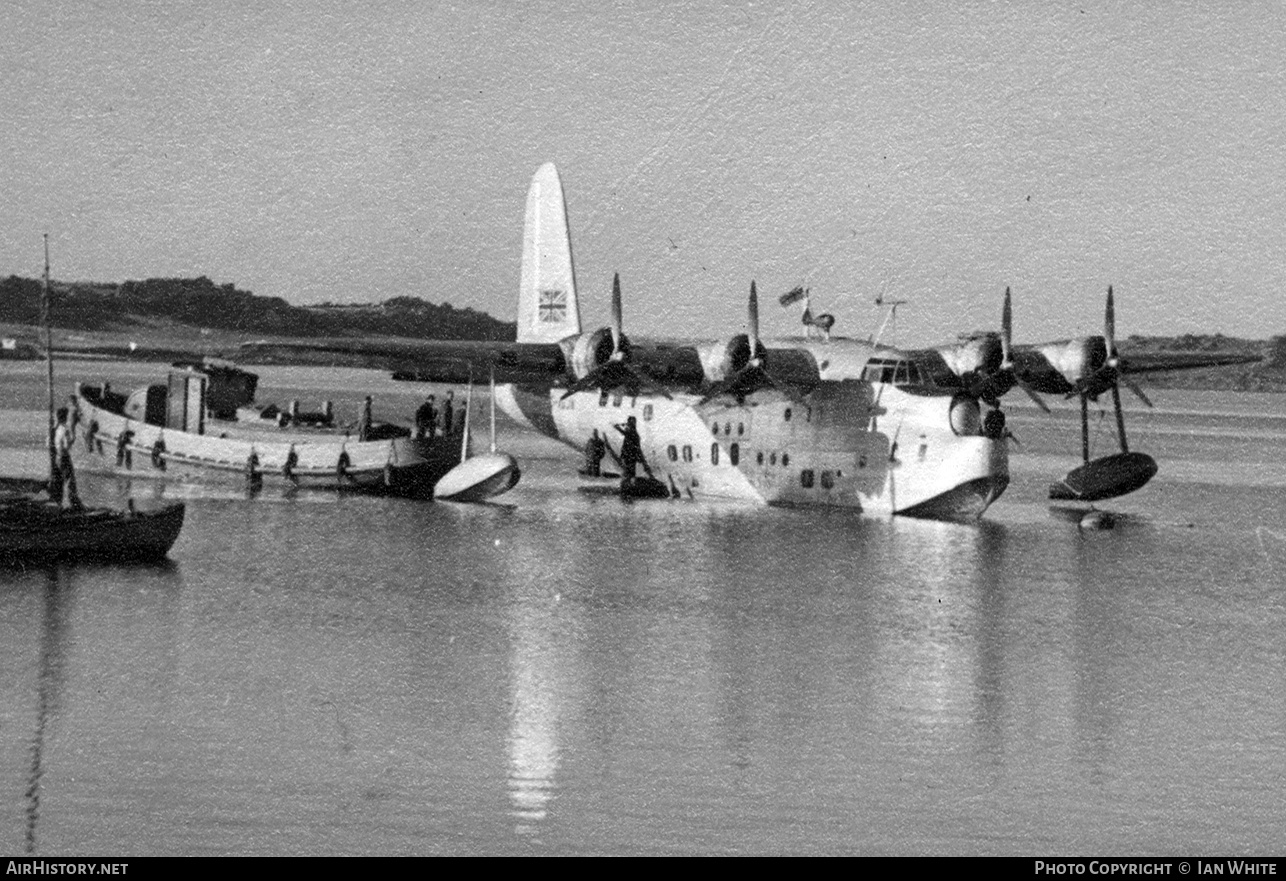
[3,1,1284,346]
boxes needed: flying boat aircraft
[249,164,1012,520]
[245,163,1256,516]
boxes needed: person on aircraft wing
[614,416,652,480]
[415,394,437,439]
[582,429,606,477]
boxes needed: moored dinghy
[1,494,185,563]
[434,371,521,502]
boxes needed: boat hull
[434,453,521,502]
[1,501,185,563]
[73,385,460,498]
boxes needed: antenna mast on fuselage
[869,295,909,349]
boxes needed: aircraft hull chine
[897,475,1010,522]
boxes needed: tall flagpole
[41,234,57,488]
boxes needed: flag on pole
[779,286,807,307]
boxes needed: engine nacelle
[936,334,1003,380]
[696,335,767,383]
[1032,337,1107,392]
[561,328,630,380]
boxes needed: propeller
[560,273,671,400]
[964,287,1049,412]
[1102,285,1153,408]
[1073,285,1153,456]
[699,282,803,405]
[999,286,1051,413]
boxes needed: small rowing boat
[1,492,185,564]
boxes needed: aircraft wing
[916,287,1264,402]
[1109,349,1264,374]
[238,338,564,384]
[239,336,712,388]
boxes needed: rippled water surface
[2,361,1285,855]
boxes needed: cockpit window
[863,358,924,386]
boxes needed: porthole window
[711,422,719,435]
[756,451,764,465]
[820,471,834,489]
[612,393,623,407]
[770,452,777,465]
[737,423,745,436]
[682,445,693,463]
[643,404,653,421]
[599,390,609,407]
[729,443,739,466]
[667,444,678,462]
[782,453,790,467]
[801,469,815,488]
[724,422,731,436]
[711,443,720,465]
[784,407,792,422]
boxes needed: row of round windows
[664,442,793,469]
[662,442,841,489]
[709,408,797,438]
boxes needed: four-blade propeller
[698,282,805,405]
[560,273,671,400]
[1090,285,1154,409]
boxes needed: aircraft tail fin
[517,163,581,343]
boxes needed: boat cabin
[122,371,208,434]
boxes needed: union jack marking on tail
[538,288,566,322]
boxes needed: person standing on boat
[583,429,606,477]
[415,394,437,439]
[52,406,83,510]
[442,390,455,436]
[614,416,652,480]
[357,396,373,442]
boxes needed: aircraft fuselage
[496,378,1009,519]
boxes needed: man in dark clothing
[442,391,455,435]
[614,416,652,479]
[357,396,373,442]
[582,429,607,477]
[415,394,437,439]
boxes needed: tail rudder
[517,163,581,343]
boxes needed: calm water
[2,360,1286,856]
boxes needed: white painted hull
[498,382,1009,520]
[73,385,460,498]
[434,452,521,502]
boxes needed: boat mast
[489,366,496,455]
[41,234,56,487]
[459,372,473,464]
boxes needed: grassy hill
[0,274,515,344]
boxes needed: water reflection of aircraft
[246,163,1255,516]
